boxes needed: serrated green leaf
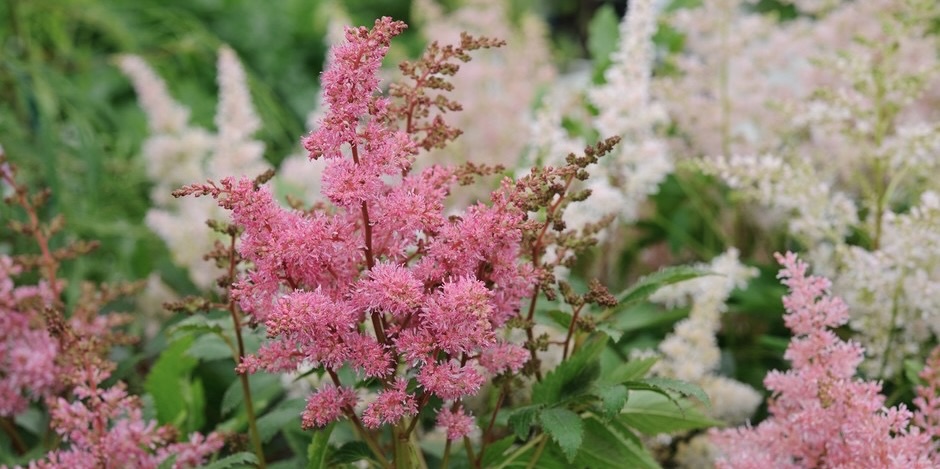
[539,408,583,463]
[171,314,226,337]
[602,357,658,385]
[201,452,259,469]
[257,399,305,442]
[187,333,235,362]
[532,334,607,405]
[508,405,542,440]
[619,391,721,435]
[616,266,711,307]
[144,335,198,426]
[329,441,373,465]
[595,384,629,418]
[306,423,334,469]
[480,435,517,468]
[596,322,623,343]
[641,377,711,408]
[577,415,661,469]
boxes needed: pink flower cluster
[189,17,533,439]
[16,366,223,469]
[711,252,938,468]
[0,255,58,417]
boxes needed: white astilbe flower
[646,249,762,422]
[656,0,789,157]
[698,1,940,376]
[636,249,761,466]
[835,192,940,376]
[532,0,672,233]
[702,154,859,245]
[120,47,271,290]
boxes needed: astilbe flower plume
[711,252,937,468]
[0,155,222,468]
[21,366,223,469]
[178,17,550,441]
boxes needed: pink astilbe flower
[914,345,940,453]
[711,252,937,468]
[418,360,485,401]
[177,16,540,436]
[362,379,418,428]
[436,406,477,441]
[20,367,222,469]
[0,255,58,417]
[479,342,529,375]
[301,385,358,429]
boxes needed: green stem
[441,439,453,469]
[226,234,266,469]
[492,434,545,469]
[524,435,548,469]
[1,417,26,455]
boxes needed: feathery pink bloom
[436,406,477,441]
[302,385,357,429]
[711,252,936,468]
[362,379,418,428]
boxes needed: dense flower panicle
[19,368,222,469]
[187,16,540,436]
[422,278,495,355]
[479,342,529,375]
[120,46,271,290]
[646,249,761,424]
[711,252,937,468]
[303,17,409,159]
[417,360,485,401]
[0,256,59,417]
[362,379,418,428]
[914,345,940,449]
[301,385,358,429]
[436,406,477,441]
[355,263,424,319]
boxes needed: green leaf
[615,266,712,307]
[602,357,658,385]
[144,335,198,427]
[532,334,607,405]
[480,435,517,468]
[905,359,925,386]
[596,322,624,343]
[545,309,572,329]
[257,399,305,443]
[613,303,690,334]
[595,384,629,418]
[539,408,583,463]
[641,377,711,408]
[171,314,227,337]
[508,404,542,440]
[619,391,721,435]
[222,373,281,417]
[576,415,661,469]
[306,423,334,469]
[329,442,374,465]
[187,333,235,362]
[201,452,259,469]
